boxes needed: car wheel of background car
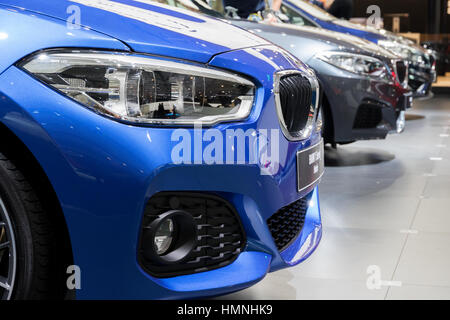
[0,153,63,300]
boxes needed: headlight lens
[19,50,255,126]
[378,40,425,65]
[316,51,389,80]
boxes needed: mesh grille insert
[353,102,384,129]
[396,61,407,85]
[267,196,308,251]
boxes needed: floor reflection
[405,114,426,121]
[325,145,395,167]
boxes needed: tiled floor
[222,93,450,300]
[434,73,450,88]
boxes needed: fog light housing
[142,210,197,265]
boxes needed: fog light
[142,210,197,265]
[154,218,174,255]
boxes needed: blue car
[280,0,436,97]
[0,0,324,299]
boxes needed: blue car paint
[0,0,269,63]
[0,7,130,75]
[0,0,322,299]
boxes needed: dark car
[422,41,450,76]
[280,0,436,98]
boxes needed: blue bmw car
[0,0,323,299]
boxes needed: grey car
[155,0,412,145]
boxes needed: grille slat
[279,74,312,135]
[275,72,317,140]
[395,61,408,87]
[267,196,308,251]
[139,193,245,277]
[353,100,385,129]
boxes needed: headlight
[316,51,389,80]
[377,40,425,65]
[18,50,255,126]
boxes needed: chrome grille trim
[393,59,409,89]
[273,70,320,141]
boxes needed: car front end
[377,39,436,98]
[0,0,323,299]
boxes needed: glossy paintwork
[0,6,129,75]
[0,1,322,299]
[0,0,269,63]
[234,22,397,62]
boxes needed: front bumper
[409,64,435,98]
[0,46,322,299]
[146,188,322,298]
[315,67,411,143]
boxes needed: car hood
[234,21,398,61]
[378,30,427,53]
[0,0,269,63]
[332,19,378,32]
[284,25,395,56]
[332,20,426,51]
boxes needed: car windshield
[153,0,225,18]
[287,0,336,22]
[280,3,316,26]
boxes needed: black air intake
[353,100,385,129]
[139,192,245,277]
[267,195,309,251]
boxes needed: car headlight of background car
[316,51,390,80]
[18,50,255,126]
[377,40,425,65]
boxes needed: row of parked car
[423,40,450,77]
[0,0,437,300]
[177,0,437,144]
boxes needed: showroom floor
[222,93,450,300]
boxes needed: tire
[0,153,64,300]
[321,97,335,145]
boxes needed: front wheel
[0,153,64,300]
[0,195,16,299]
